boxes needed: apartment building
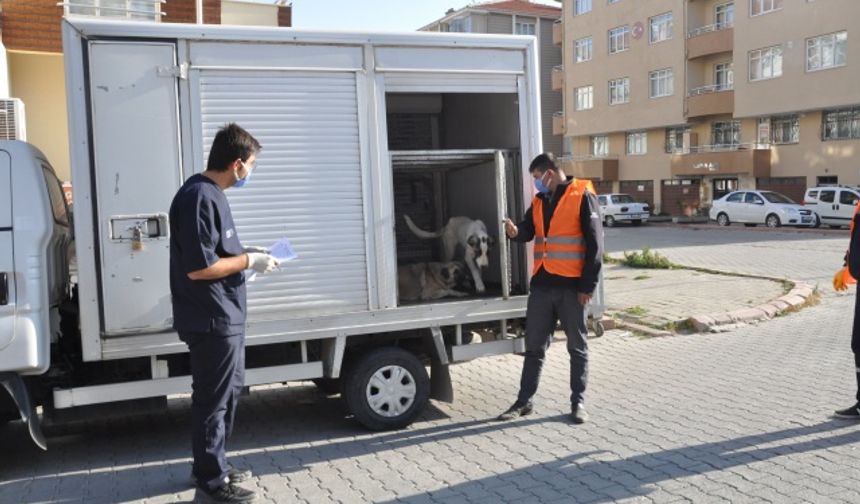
[555,0,860,216]
[0,0,292,181]
[421,0,564,156]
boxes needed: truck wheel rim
[366,365,417,417]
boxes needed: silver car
[709,190,815,228]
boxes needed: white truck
[0,18,551,449]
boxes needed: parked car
[709,190,815,228]
[803,186,860,229]
[597,193,650,227]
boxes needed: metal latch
[157,62,189,80]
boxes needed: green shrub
[621,248,674,269]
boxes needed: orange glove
[834,267,857,291]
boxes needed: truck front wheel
[342,347,430,431]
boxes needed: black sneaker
[571,403,589,424]
[497,402,534,421]
[190,466,253,486]
[195,482,257,503]
[834,403,860,419]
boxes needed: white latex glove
[243,245,270,254]
[247,252,280,274]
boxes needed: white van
[803,186,860,228]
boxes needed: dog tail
[403,214,444,239]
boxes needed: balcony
[552,111,565,135]
[686,85,734,118]
[551,65,564,91]
[553,19,563,46]
[687,23,733,60]
[670,143,771,177]
[560,156,619,181]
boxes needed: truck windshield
[41,164,69,226]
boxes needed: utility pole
[196,0,203,24]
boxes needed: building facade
[555,0,860,215]
[421,0,564,157]
[0,0,292,181]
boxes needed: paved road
[2,226,859,504]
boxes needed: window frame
[714,62,734,90]
[608,77,630,105]
[626,131,647,155]
[574,0,593,16]
[822,107,860,141]
[649,12,673,45]
[609,25,631,54]
[515,21,536,36]
[748,45,783,82]
[591,135,609,157]
[806,31,848,73]
[649,68,674,99]
[712,120,741,147]
[575,85,594,111]
[750,0,783,17]
[715,2,735,29]
[770,115,799,145]
[665,126,689,154]
[574,36,593,63]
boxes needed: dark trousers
[852,292,860,402]
[181,332,246,491]
[516,285,588,407]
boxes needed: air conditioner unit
[0,98,26,141]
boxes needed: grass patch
[660,319,695,333]
[780,287,821,315]
[621,248,674,269]
[624,305,648,316]
[633,274,651,281]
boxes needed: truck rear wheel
[342,347,430,431]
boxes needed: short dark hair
[206,123,262,172]
[528,153,558,174]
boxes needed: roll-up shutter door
[199,71,369,318]
[383,73,518,93]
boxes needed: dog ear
[467,234,478,247]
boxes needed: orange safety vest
[532,179,595,278]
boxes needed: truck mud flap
[426,327,453,403]
[0,373,47,450]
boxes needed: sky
[254,0,559,32]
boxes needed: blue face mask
[233,162,253,188]
[534,173,550,194]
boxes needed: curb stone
[689,282,815,333]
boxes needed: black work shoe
[497,402,533,421]
[195,482,257,503]
[571,403,589,424]
[834,403,860,419]
[190,467,253,486]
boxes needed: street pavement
[2,226,860,504]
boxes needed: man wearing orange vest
[498,153,603,424]
[834,201,860,419]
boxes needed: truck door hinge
[157,62,189,80]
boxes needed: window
[665,127,689,153]
[840,190,860,206]
[649,13,673,44]
[626,131,647,155]
[575,86,594,110]
[575,0,592,16]
[807,190,819,200]
[757,117,771,144]
[598,196,608,205]
[714,62,733,90]
[609,26,630,54]
[771,115,799,144]
[726,192,744,203]
[41,165,69,225]
[749,45,783,81]
[750,0,783,16]
[575,37,593,63]
[712,121,741,147]
[715,2,735,29]
[745,193,764,205]
[649,68,674,98]
[515,22,536,35]
[819,190,835,203]
[608,0,621,3]
[609,77,630,105]
[807,31,848,72]
[591,135,609,157]
[449,15,472,32]
[822,107,860,141]
[64,0,162,20]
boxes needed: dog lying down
[403,215,495,294]
[398,261,470,302]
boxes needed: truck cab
[0,141,72,444]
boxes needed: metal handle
[0,272,7,305]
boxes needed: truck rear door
[0,150,14,350]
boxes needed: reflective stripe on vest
[532,179,592,278]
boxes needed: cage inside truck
[0,18,552,449]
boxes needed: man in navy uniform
[170,123,279,503]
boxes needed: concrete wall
[9,52,70,181]
[221,0,278,27]
[733,0,860,117]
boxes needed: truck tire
[342,347,430,431]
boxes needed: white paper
[246,237,297,282]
